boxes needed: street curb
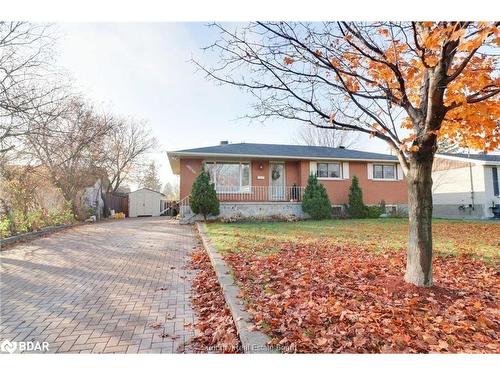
[196,222,277,354]
[0,223,81,249]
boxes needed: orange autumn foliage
[216,221,500,353]
[336,22,499,152]
[188,248,241,353]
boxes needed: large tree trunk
[405,155,434,286]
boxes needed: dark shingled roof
[171,143,398,161]
[438,153,500,163]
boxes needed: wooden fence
[104,192,129,217]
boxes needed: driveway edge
[196,222,276,354]
[0,223,82,249]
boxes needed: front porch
[179,185,307,222]
[216,185,305,202]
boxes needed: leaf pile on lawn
[188,248,241,353]
[224,240,499,353]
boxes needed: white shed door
[130,190,160,217]
[144,192,153,216]
[136,191,147,216]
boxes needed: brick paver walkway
[0,218,197,353]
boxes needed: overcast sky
[55,23,388,187]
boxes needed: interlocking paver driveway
[0,218,197,353]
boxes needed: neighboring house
[432,153,500,219]
[167,142,407,220]
[128,188,167,218]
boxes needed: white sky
[55,22,389,187]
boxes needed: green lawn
[206,218,500,263]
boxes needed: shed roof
[129,187,165,196]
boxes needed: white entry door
[269,163,285,201]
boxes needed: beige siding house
[432,154,500,219]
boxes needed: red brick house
[167,142,407,220]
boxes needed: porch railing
[179,195,192,217]
[216,185,305,202]
[178,185,305,218]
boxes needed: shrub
[0,217,12,238]
[366,205,383,218]
[11,209,30,234]
[26,208,45,232]
[0,201,74,238]
[190,171,220,221]
[379,200,386,214]
[86,207,96,219]
[47,201,75,226]
[302,174,332,219]
[389,206,408,218]
[348,176,367,218]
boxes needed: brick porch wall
[179,158,203,199]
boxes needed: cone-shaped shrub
[190,171,220,221]
[302,174,332,219]
[348,176,367,218]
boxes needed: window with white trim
[373,164,396,180]
[317,162,342,178]
[204,161,250,193]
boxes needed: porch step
[179,213,197,224]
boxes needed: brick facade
[179,157,407,206]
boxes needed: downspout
[467,149,475,212]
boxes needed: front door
[269,163,285,201]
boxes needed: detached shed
[128,188,165,218]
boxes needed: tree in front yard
[348,176,367,218]
[198,22,499,286]
[190,171,220,221]
[302,174,332,219]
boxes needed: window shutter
[342,162,349,179]
[367,163,373,180]
[397,164,404,180]
[309,161,317,176]
[493,167,499,196]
